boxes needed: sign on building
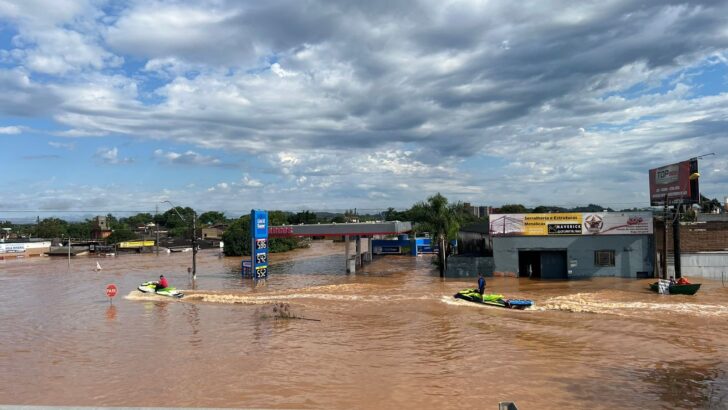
[489,212,653,236]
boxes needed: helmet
[160,275,164,278]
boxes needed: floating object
[137,281,184,298]
[95,261,102,271]
[453,288,533,309]
[649,282,701,295]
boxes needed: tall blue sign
[250,209,268,279]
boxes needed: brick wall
[655,220,728,253]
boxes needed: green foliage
[700,195,722,213]
[410,193,463,276]
[268,211,290,226]
[288,210,318,224]
[222,216,250,257]
[269,237,304,253]
[199,211,226,225]
[330,215,346,223]
[571,203,613,212]
[120,213,154,227]
[107,227,137,244]
[222,214,305,257]
[67,220,93,240]
[160,207,196,231]
[498,204,529,213]
[35,218,68,238]
[383,207,403,221]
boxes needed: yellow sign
[523,213,583,236]
[118,240,156,248]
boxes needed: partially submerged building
[489,212,654,279]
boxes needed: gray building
[490,212,654,279]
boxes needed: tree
[268,211,289,226]
[35,218,68,239]
[499,204,529,213]
[67,220,93,240]
[160,207,197,238]
[107,227,137,244]
[121,213,154,228]
[288,211,317,225]
[222,213,305,257]
[411,193,462,277]
[199,211,226,225]
[222,216,251,257]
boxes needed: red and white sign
[648,158,699,206]
[106,284,118,298]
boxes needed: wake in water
[536,292,728,317]
[125,282,436,306]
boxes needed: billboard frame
[648,158,700,206]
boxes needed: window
[594,250,615,266]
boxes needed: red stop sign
[106,284,118,298]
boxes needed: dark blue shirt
[478,276,485,293]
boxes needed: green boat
[649,282,701,295]
[453,288,533,309]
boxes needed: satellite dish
[689,172,700,180]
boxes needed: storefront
[489,212,654,279]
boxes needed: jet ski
[138,281,184,298]
[453,288,532,309]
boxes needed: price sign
[256,252,267,264]
[106,284,117,298]
[250,210,269,279]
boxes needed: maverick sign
[489,212,653,236]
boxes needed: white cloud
[0,125,23,134]
[95,147,132,164]
[0,1,727,211]
[153,149,221,166]
[48,141,75,149]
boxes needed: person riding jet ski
[156,275,169,291]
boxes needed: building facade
[490,212,654,279]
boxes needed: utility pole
[673,202,682,279]
[192,212,197,280]
[162,200,197,280]
[662,193,668,279]
[155,204,159,256]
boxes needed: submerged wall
[445,256,494,277]
[492,235,653,278]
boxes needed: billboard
[648,158,699,206]
[489,212,653,236]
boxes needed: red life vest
[159,277,169,288]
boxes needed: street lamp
[162,200,198,280]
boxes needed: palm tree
[412,193,463,277]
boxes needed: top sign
[648,158,700,206]
[106,284,118,298]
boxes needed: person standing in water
[477,273,486,294]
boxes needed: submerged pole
[673,204,682,279]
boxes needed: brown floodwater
[1,241,728,409]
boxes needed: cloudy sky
[1,0,728,219]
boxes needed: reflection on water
[1,240,727,409]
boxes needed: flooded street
[2,241,728,409]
